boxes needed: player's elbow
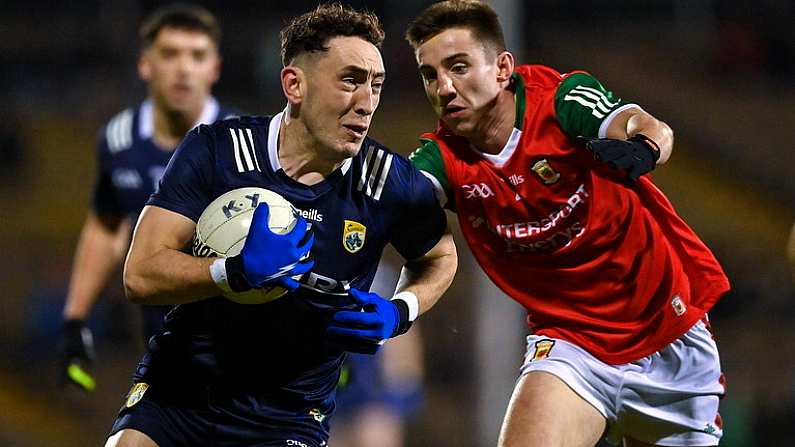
[656,120,674,165]
[440,239,458,290]
[123,261,154,304]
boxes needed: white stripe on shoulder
[365,149,386,196]
[245,129,261,172]
[356,146,392,201]
[373,153,393,201]
[106,108,134,153]
[229,126,261,173]
[420,170,448,208]
[229,128,245,172]
[236,128,255,171]
[358,145,376,192]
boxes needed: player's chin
[442,118,472,137]
[336,139,364,158]
[164,93,200,112]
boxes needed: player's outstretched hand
[225,203,314,292]
[60,319,96,392]
[585,134,660,181]
[326,288,412,355]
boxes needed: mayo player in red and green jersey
[406,2,729,446]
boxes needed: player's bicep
[390,168,448,260]
[127,205,196,264]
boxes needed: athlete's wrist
[210,257,253,294]
[390,291,419,337]
[628,134,660,162]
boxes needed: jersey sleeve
[554,72,636,139]
[388,162,447,261]
[408,138,455,210]
[91,133,123,216]
[147,125,216,222]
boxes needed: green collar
[511,72,526,129]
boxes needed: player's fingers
[326,325,380,340]
[251,203,271,229]
[295,231,314,254]
[348,288,377,306]
[286,215,310,242]
[290,259,314,276]
[278,277,300,291]
[326,336,381,354]
[331,310,381,327]
[592,145,628,163]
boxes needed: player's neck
[279,117,344,186]
[151,103,202,150]
[468,89,516,155]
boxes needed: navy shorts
[110,381,331,447]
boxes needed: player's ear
[495,51,515,84]
[281,65,305,106]
[138,52,152,82]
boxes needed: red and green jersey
[410,64,729,365]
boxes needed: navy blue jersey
[92,97,236,223]
[91,98,235,342]
[140,111,446,414]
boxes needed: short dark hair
[139,3,221,49]
[280,3,385,66]
[405,0,506,53]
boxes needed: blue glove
[326,288,412,354]
[225,203,314,292]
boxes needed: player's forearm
[123,248,221,305]
[626,111,673,165]
[606,108,673,165]
[395,231,457,315]
[63,215,129,320]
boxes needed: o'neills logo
[532,158,560,185]
[297,208,323,222]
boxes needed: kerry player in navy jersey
[60,4,234,393]
[106,4,457,447]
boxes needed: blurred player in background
[60,4,234,392]
[331,254,425,447]
[407,1,729,446]
[107,4,456,447]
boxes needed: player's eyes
[451,63,468,74]
[160,48,178,59]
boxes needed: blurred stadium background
[0,1,793,446]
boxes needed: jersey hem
[537,281,729,366]
[396,219,445,261]
[146,198,200,223]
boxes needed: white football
[192,187,299,304]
